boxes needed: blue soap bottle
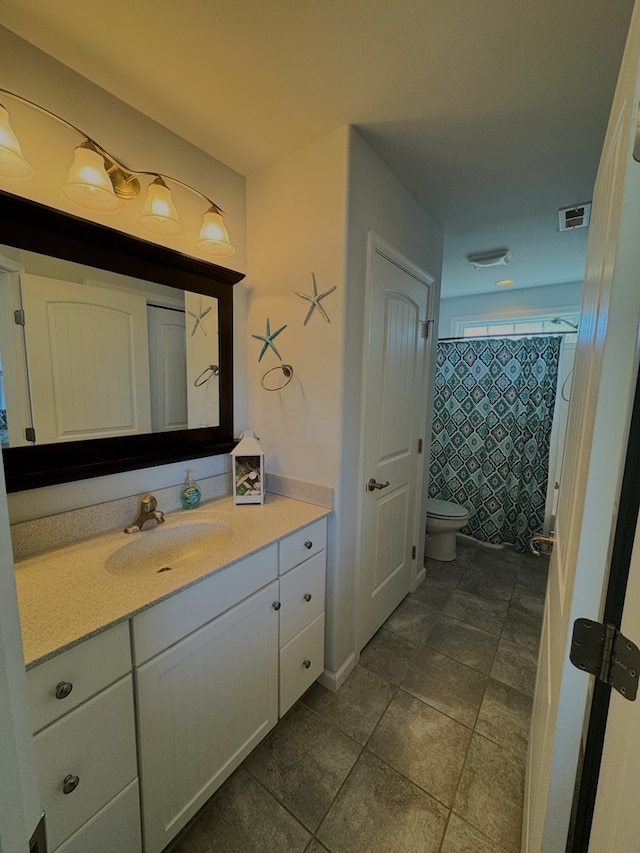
[180,469,202,509]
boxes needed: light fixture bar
[0,88,234,257]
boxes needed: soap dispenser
[180,469,202,509]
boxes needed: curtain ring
[261,364,294,391]
[194,364,220,387]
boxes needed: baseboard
[413,565,426,591]
[317,652,356,693]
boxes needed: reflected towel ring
[261,363,294,391]
[194,364,220,387]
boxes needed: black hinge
[420,319,434,340]
[25,427,36,443]
[570,618,640,701]
[29,813,47,853]
[14,308,25,326]
[418,439,423,454]
[411,545,416,559]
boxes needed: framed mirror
[0,190,243,492]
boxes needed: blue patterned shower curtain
[429,335,561,551]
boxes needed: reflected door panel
[148,305,187,432]
[21,274,152,443]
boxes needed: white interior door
[524,6,640,850]
[357,234,433,651]
[147,305,187,432]
[20,274,152,443]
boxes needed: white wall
[437,280,584,335]
[0,28,250,514]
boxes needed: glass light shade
[0,104,33,179]
[62,144,121,212]
[197,208,235,257]
[138,177,182,235]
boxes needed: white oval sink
[105,519,233,576]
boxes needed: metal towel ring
[194,364,220,387]
[261,363,294,391]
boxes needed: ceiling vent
[559,203,592,231]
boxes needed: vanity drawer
[55,779,141,853]
[132,544,278,664]
[34,674,137,851]
[279,551,326,647]
[279,613,325,716]
[279,518,327,575]
[27,621,131,733]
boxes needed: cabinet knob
[55,681,73,700]
[303,659,312,669]
[304,540,313,550]
[62,774,80,795]
[272,601,281,611]
[303,593,312,602]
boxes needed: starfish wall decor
[295,272,337,325]
[187,295,212,337]
[252,318,287,362]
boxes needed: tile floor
[166,537,549,853]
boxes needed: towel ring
[261,363,294,391]
[194,364,220,387]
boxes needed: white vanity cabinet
[278,517,327,716]
[133,545,280,853]
[26,621,141,853]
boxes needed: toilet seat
[426,498,468,519]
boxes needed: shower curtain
[429,335,561,551]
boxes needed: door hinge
[29,812,47,853]
[418,438,423,454]
[411,545,416,559]
[25,426,36,443]
[14,308,25,326]
[420,319,434,339]
[570,618,640,701]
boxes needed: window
[453,313,579,342]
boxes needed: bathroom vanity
[16,495,329,853]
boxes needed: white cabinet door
[136,580,279,853]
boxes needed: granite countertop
[15,494,330,669]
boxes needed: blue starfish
[252,318,287,362]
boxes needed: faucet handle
[140,494,157,512]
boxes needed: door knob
[530,532,555,557]
[368,479,390,492]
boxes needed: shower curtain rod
[438,331,572,342]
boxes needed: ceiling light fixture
[0,89,235,258]
[467,249,511,269]
[495,278,516,287]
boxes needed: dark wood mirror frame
[0,190,244,492]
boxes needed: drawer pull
[272,601,281,611]
[62,774,80,795]
[303,659,312,669]
[303,593,312,602]
[304,540,313,550]
[55,681,73,700]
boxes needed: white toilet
[425,498,470,561]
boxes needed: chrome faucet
[124,494,165,533]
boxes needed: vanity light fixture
[0,88,235,257]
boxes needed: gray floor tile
[167,767,310,853]
[502,604,543,653]
[305,841,330,853]
[244,702,361,831]
[410,573,455,610]
[454,733,525,852]
[425,557,468,584]
[301,665,395,744]
[491,636,539,697]
[443,589,508,636]
[368,690,472,807]
[402,647,488,727]
[441,812,510,853]
[427,614,499,674]
[359,627,420,686]
[475,678,533,758]
[457,565,517,602]
[383,596,439,645]
[317,751,448,853]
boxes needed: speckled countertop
[15,494,330,669]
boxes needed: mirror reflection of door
[147,305,188,432]
[20,274,152,443]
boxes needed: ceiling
[1,0,635,297]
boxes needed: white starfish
[188,296,212,336]
[295,272,337,325]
